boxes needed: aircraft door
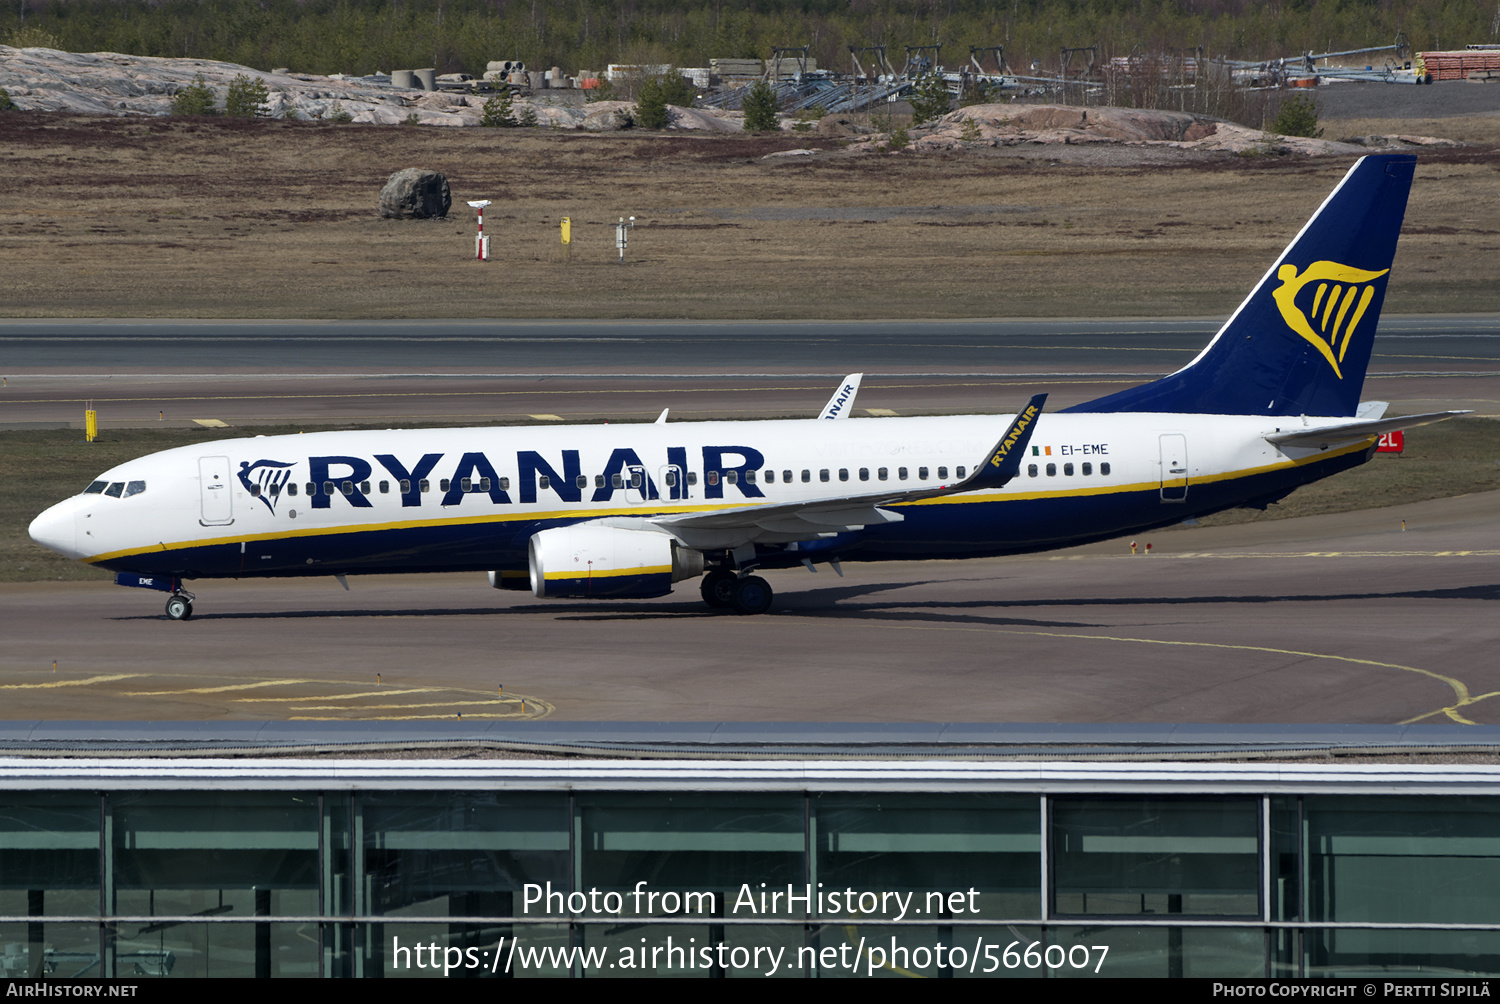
[199,455,235,525]
[1159,434,1188,502]
[660,465,686,501]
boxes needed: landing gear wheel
[729,575,773,615]
[700,569,737,609]
[165,595,192,621]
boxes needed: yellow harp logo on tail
[1271,261,1389,379]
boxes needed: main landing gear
[164,589,196,621]
[700,568,773,615]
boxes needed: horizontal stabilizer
[1266,411,1470,450]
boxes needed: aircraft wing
[1266,410,1470,450]
[653,394,1047,537]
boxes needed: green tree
[1272,92,1323,138]
[741,80,779,133]
[481,88,517,127]
[635,71,696,129]
[0,88,14,112]
[170,73,217,116]
[908,72,951,127]
[224,74,269,117]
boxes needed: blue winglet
[961,393,1047,491]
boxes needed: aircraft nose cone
[28,498,83,559]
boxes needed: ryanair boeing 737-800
[28,154,1464,618]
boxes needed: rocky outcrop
[379,169,451,219]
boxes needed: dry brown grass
[0,114,1496,319]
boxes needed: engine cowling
[528,525,703,599]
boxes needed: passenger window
[288,483,298,497]
[918,467,928,480]
[938,467,948,479]
[1046,464,1056,477]
[1028,464,1038,477]
[419,479,430,493]
[687,472,698,486]
[612,473,624,489]
[1082,463,1092,476]
[124,480,146,498]
[707,471,720,486]
[481,477,492,491]
[859,468,869,481]
[440,479,450,492]
[1100,462,1111,476]
[956,466,966,478]
[725,471,737,485]
[248,484,261,497]
[85,481,107,494]
[461,477,473,492]
[764,470,774,483]
[105,482,124,497]
[878,468,888,481]
[379,480,390,494]
[499,477,510,490]
[399,479,411,494]
[594,474,605,488]
[360,480,371,494]
[664,470,677,487]
[819,469,829,482]
[307,483,316,495]
[538,475,550,490]
[1063,463,1074,476]
[801,470,811,483]
[745,470,756,484]
[324,481,335,495]
[341,481,353,495]
[839,469,849,482]
[782,470,792,483]
[898,467,908,480]
[576,475,588,489]
[269,483,281,496]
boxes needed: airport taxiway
[4,490,1496,726]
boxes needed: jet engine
[528,525,703,599]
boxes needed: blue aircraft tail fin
[1065,154,1416,417]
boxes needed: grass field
[5,417,1496,584]
[1,114,1497,319]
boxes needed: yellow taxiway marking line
[0,674,143,690]
[870,623,1480,725]
[230,687,452,702]
[122,678,324,696]
[289,700,518,711]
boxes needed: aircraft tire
[165,596,192,621]
[700,569,736,609]
[729,575,773,616]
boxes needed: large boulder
[379,168,451,219]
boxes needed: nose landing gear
[164,589,196,621]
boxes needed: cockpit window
[85,481,107,494]
[104,482,125,498]
[123,481,146,498]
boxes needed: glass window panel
[0,922,99,980]
[365,921,527,979]
[110,793,319,916]
[1051,926,1266,979]
[1052,797,1259,917]
[1304,796,1500,925]
[107,921,318,979]
[815,793,1041,921]
[361,792,569,920]
[0,794,100,911]
[1304,929,1500,979]
[578,793,803,919]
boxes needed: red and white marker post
[467,199,492,261]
